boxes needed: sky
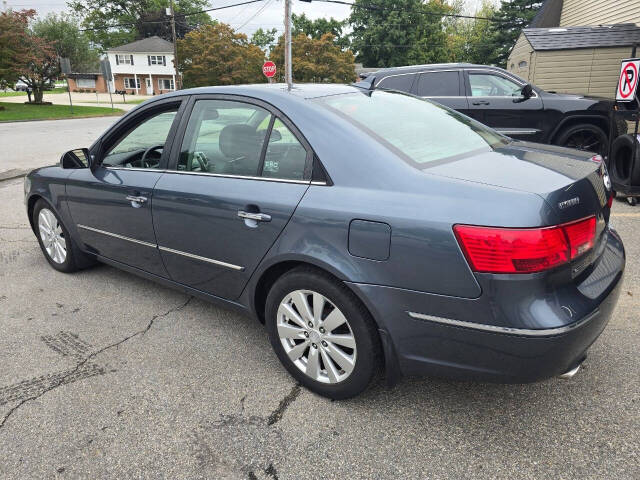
[2,0,498,37]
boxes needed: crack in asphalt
[267,384,301,426]
[0,296,193,430]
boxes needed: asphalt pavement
[0,173,638,479]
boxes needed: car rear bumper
[347,227,625,383]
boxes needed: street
[0,172,638,478]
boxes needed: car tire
[265,267,382,399]
[609,134,640,187]
[32,199,93,273]
[556,123,608,155]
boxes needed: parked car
[14,80,28,92]
[355,63,625,156]
[25,84,624,399]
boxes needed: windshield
[316,91,507,166]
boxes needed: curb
[0,169,28,182]
[0,112,123,124]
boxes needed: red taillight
[453,216,596,274]
[607,195,613,208]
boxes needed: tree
[484,0,543,66]
[349,0,455,68]
[0,9,59,103]
[32,13,101,72]
[0,9,33,86]
[68,0,214,51]
[269,33,356,83]
[447,1,499,64]
[251,27,278,52]
[177,23,266,87]
[292,13,350,50]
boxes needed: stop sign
[263,61,276,78]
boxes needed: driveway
[0,173,638,478]
[0,91,149,110]
[0,117,119,179]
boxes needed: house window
[124,77,141,89]
[518,60,528,68]
[158,78,175,90]
[148,55,166,65]
[76,78,96,89]
[116,54,133,65]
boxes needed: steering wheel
[140,144,164,168]
[188,151,210,171]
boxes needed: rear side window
[416,71,460,96]
[376,74,415,93]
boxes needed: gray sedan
[24,84,624,399]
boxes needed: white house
[106,36,177,95]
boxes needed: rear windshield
[316,91,507,166]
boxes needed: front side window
[416,71,460,97]
[376,74,415,93]
[468,73,522,97]
[102,108,178,169]
[317,91,506,166]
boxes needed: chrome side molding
[77,224,157,248]
[407,310,599,337]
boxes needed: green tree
[447,1,499,64]
[177,23,266,87]
[269,33,356,83]
[32,13,101,72]
[251,27,278,52]
[0,9,33,86]
[485,0,543,66]
[292,13,350,50]
[68,0,214,51]
[349,0,455,68]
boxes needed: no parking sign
[616,58,640,101]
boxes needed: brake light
[453,216,596,274]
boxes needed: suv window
[376,74,415,93]
[468,72,522,97]
[103,107,178,169]
[416,71,460,96]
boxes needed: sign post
[263,61,277,81]
[59,57,73,114]
[100,59,114,111]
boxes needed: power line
[236,0,275,31]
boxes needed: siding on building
[560,0,640,26]
[508,33,535,81]
[525,46,632,98]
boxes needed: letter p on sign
[617,58,640,101]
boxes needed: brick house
[106,36,177,95]
[66,73,108,93]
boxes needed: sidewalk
[0,91,151,111]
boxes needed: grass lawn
[0,102,123,122]
[0,87,68,97]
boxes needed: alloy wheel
[565,130,603,154]
[38,208,67,264]
[277,289,357,384]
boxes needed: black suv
[355,63,623,155]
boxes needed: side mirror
[61,148,91,169]
[270,129,282,142]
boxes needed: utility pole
[169,0,181,90]
[284,0,292,90]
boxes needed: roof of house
[529,0,563,28]
[523,24,640,50]
[108,36,173,53]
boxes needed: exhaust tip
[559,362,583,379]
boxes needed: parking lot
[0,166,638,478]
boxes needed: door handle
[126,195,148,206]
[238,210,271,222]
[472,100,490,106]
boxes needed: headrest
[219,124,263,159]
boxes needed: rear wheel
[265,267,381,399]
[556,123,608,156]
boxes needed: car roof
[159,83,358,101]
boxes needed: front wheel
[265,267,381,399]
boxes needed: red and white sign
[616,58,640,101]
[262,61,277,78]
